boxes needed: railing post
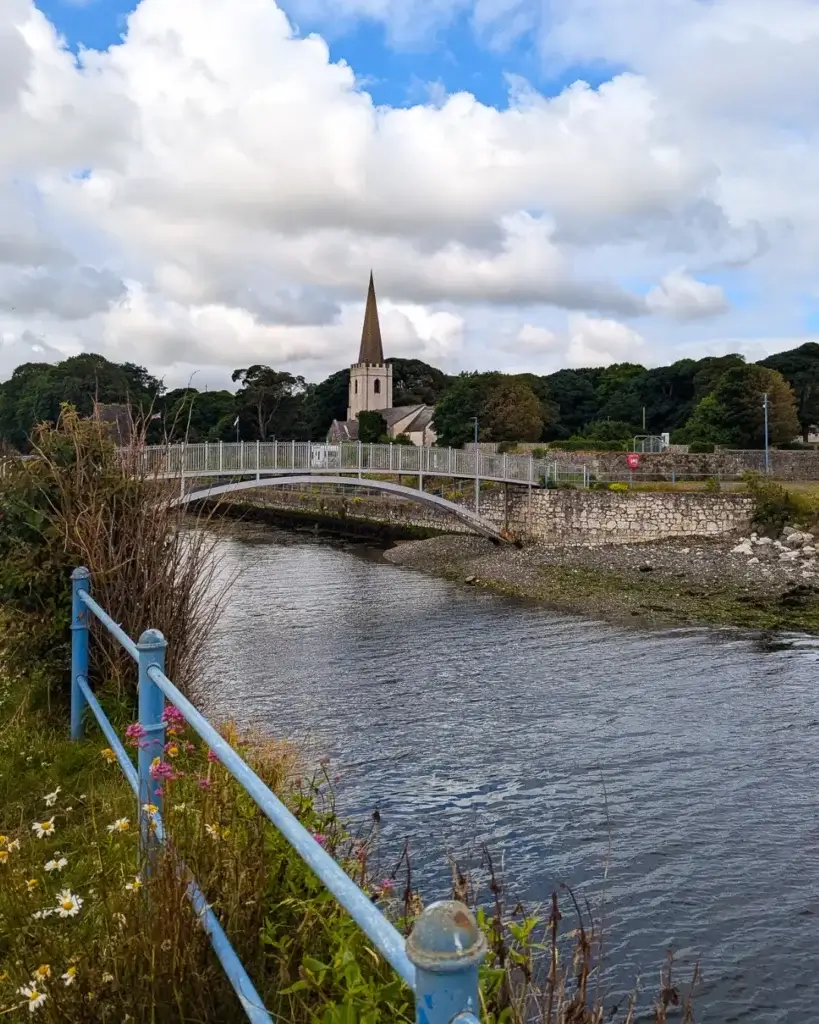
[256,439,261,481]
[291,439,295,469]
[407,901,486,1024]
[219,441,223,474]
[70,567,91,741]
[137,628,167,869]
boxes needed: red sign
[627,453,641,470]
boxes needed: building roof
[357,271,384,365]
[328,418,359,441]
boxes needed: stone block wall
[546,449,819,481]
[477,488,754,546]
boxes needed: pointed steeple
[357,271,384,364]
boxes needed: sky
[2,0,819,392]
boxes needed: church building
[327,273,437,447]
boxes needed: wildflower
[26,879,39,893]
[124,723,146,747]
[7,838,20,851]
[183,741,195,753]
[0,850,8,865]
[101,748,117,764]
[312,832,327,847]
[149,758,175,780]
[61,966,77,987]
[31,818,55,839]
[18,984,47,1013]
[55,889,83,918]
[0,834,7,846]
[154,786,165,797]
[43,787,61,807]
[106,818,130,834]
[173,802,188,812]
[33,965,51,981]
[44,857,68,873]
[125,875,143,892]
[101,972,114,984]
[161,705,186,734]
[113,912,127,928]
[160,939,172,952]
[379,878,395,894]
[164,742,180,758]
[207,749,219,763]
[141,803,159,817]
[31,909,55,920]
[197,776,211,791]
[204,823,229,841]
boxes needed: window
[374,379,381,395]
[354,380,358,394]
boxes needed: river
[201,527,819,1023]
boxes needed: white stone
[780,550,800,561]
[784,532,807,548]
[755,536,773,547]
[748,557,760,565]
[782,526,796,538]
[803,546,817,556]
[732,541,754,555]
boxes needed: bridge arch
[171,474,506,542]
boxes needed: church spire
[357,271,384,364]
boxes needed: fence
[134,441,588,490]
[69,567,486,1023]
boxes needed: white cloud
[646,269,729,321]
[1,0,818,388]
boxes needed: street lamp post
[472,417,480,513]
[763,392,770,475]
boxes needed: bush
[496,440,519,454]
[608,482,629,492]
[530,447,547,459]
[743,472,798,533]
[687,442,715,454]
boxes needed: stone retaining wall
[547,449,819,481]
[477,488,754,546]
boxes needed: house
[327,274,437,447]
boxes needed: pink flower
[184,741,195,753]
[149,759,175,781]
[161,706,185,726]
[154,786,165,797]
[197,777,211,791]
[125,723,146,748]
[207,750,219,764]
[312,832,327,848]
[320,757,330,767]
[379,878,395,894]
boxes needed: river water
[202,529,819,1023]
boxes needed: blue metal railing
[69,566,486,1024]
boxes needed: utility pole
[763,392,770,474]
[472,416,480,513]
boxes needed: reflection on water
[201,530,819,1023]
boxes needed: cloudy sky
[2,0,819,390]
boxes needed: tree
[432,372,501,447]
[231,366,306,441]
[537,369,600,439]
[302,369,349,440]
[484,377,544,442]
[681,364,799,448]
[163,389,237,442]
[581,420,635,442]
[387,358,453,406]
[760,343,819,442]
[357,411,386,443]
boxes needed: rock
[755,537,773,547]
[783,526,796,538]
[803,546,817,556]
[774,540,787,550]
[748,557,760,565]
[639,563,654,572]
[780,550,800,561]
[464,575,477,584]
[784,532,807,549]
[750,532,759,542]
[731,541,754,555]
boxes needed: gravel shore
[384,534,819,631]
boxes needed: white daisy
[32,965,50,981]
[124,875,143,892]
[31,909,55,920]
[61,966,77,987]
[55,889,83,918]
[31,818,55,839]
[18,985,47,1013]
[44,857,68,873]
[43,787,61,808]
[106,818,130,834]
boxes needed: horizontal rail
[76,675,138,793]
[80,591,140,660]
[146,662,416,988]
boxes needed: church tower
[347,272,393,420]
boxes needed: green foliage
[357,411,387,443]
[687,441,715,453]
[759,342,819,442]
[743,472,798,532]
[231,365,308,441]
[485,378,545,442]
[608,482,630,492]
[387,358,452,406]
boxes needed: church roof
[357,271,384,364]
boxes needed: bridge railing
[135,441,588,488]
[69,567,486,1024]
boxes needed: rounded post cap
[71,566,90,581]
[406,900,487,974]
[137,627,167,650]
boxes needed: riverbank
[384,534,819,631]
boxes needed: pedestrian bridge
[142,440,584,543]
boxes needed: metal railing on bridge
[69,567,485,1024]
[134,441,589,489]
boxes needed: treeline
[1,344,817,452]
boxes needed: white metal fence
[134,441,589,489]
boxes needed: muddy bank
[384,534,819,632]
